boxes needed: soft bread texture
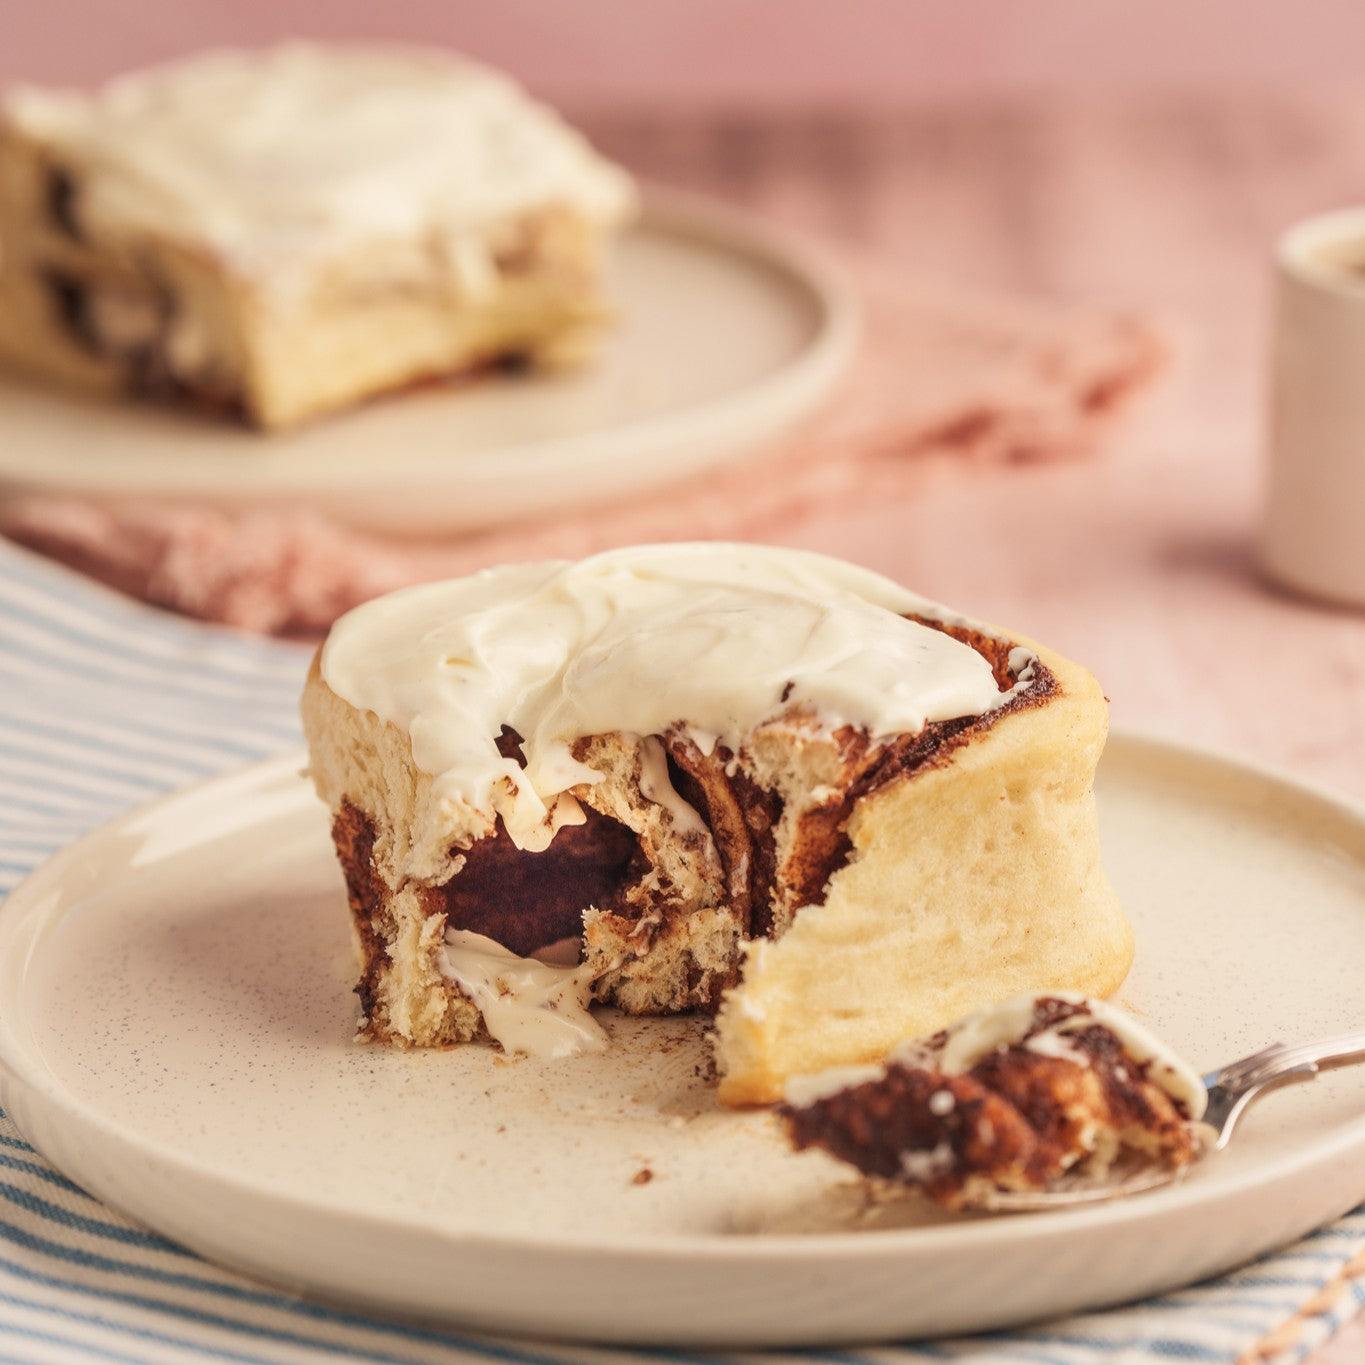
[714,638,1129,1103]
[301,611,1131,1105]
[302,656,748,1040]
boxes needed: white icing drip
[438,929,605,1059]
[927,1089,956,1117]
[889,991,1208,1119]
[685,726,721,757]
[321,543,1035,858]
[728,851,751,900]
[783,1063,888,1109]
[635,734,708,839]
[6,44,635,291]
[898,1141,955,1184]
[1007,645,1037,686]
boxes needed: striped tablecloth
[2,536,1363,1365]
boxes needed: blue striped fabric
[0,536,1362,1365]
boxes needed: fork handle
[1201,1031,1365,1150]
[1208,1032,1365,1086]
[1306,1033,1365,1071]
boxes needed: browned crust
[331,799,392,1026]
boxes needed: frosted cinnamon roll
[0,44,635,428]
[300,543,1132,1104]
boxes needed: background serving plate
[0,732,1363,1347]
[0,191,857,538]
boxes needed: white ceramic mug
[1261,207,1365,607]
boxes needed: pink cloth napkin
[0,259,1167,636]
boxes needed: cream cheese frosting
[4,43,636,288]
[319,543,1035,860]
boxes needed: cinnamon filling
[45,164,84,242]
[430,810,642,958]
[43,270,99,352]
[39,264,251,418]
[42,268,169,383]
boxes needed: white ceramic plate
[1,732,1364,1347]
[0,192,857,537]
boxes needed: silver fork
[977,1030,1365,1213]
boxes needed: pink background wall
[6,0,1365,108]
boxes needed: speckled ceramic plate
[1,732,1363,1347]
[0,190,857,537]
